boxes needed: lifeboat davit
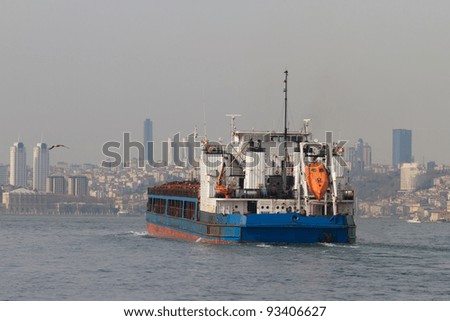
[305,162,329,201]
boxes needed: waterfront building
[2,187,114,214]
[2,188,48,213]
[10,142,27,187]
[33,143,50,192]
[393,129,412,168]
[430,211,450,222]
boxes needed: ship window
[281,206,285,209]
[168,200,182,217]
[147,198,153,212]
[235,205,239,209]
[184,201,195,220]
[266,206,269,209]
[276,206,280,209]
[154,198,166,214]
[343,190,354,200]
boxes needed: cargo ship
[146,71,356,243]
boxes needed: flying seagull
[49,144,69,150]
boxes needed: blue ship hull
[146,194,356,244]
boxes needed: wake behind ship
[146,72,356,244]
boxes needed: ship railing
[150,188,199,198]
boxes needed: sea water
[1,215,449,300]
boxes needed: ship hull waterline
[146,211,356,244]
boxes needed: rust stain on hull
[147,223,235,244]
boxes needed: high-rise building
[33,143,50,192]
[180,137,188,166]
[400,163,420,191]
[393,129,412,168]
[355,138,364,167]
[346,147,356,170]
[167,137,173,166]
[0,164,8,185]
[68,176,88,197]
[347,138,372,175]
[143,118,153,162]
[10,142,27,187]
[46,176,66,194]
[363,143,372,168]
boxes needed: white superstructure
[198,119,355,217]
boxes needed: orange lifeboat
[305,162,329,201]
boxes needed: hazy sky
[1,0,449,166]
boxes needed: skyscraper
[393,129,412,168]
[143,118,153,162]
[346,146,356,169]
[355,138,364,166]
[167,137,173,166]
[33,143,50,192]
[345,138,372,176]
[363,143,372,168]
[10,142,27,187]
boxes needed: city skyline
[1,1,450,165]
[0,126,443,173]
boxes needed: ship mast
[226,114,241,142]
[282,70,288,193]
